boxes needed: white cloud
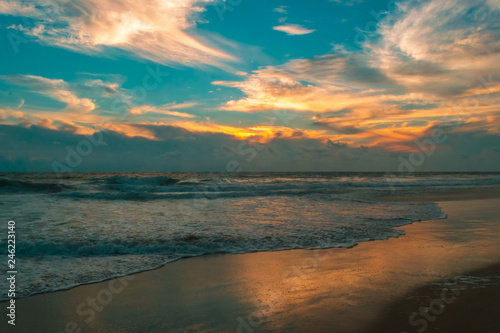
[129,102,197,118]
[487,0,500,10]
[0,1,40,17]
[329,0,363,6]
[0,0,236,68]
[0,75,96,113]
[273,24,316,36]
[371,0,500,96]
[278,17,287,24]
[273,6,288,14]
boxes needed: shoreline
[2,188,500,332]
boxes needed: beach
[2,187,500,333]
[2,0,500,331]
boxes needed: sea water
[1,172,499,300]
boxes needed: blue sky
[0,0,499,171]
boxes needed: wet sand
[2,188,500,333]
[367,262,500,333]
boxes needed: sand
[2,188,500,333]
[368,263,500,333]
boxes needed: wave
[0,173,500,196]
[52,176,500,201]
[0,200,446,302]
[0,177,68,193]
[57,187,349,201]
[7,232,362,258]
[102,175,180,186]
[3,173,500,200]
[0,176,451,301]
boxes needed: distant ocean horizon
[1,172,500,301]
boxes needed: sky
[0,0,499,172]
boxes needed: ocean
[1,172,499,301]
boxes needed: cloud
[129,102,198,118]
[1,74,96,113]
[81,79,120,96]
[2,123,499,172]
[273,6,288,14]
[2,0,500,162]
[0,1,40,17]
[0,0,236,68]
[488,0,500,10]
[212,54,397,113]
[0,123,397,172]
[329,0,363,6]
[0,73,204,126]
[273,24,316,35]
[0,99,347,144]
[371,0,500,97]
[212,0,500,151]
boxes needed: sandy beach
[3,188,500,333]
